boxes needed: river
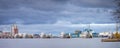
[0,38,120,48]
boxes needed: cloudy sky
[0,0,118,34]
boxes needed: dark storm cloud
[0,0,67,11]
[0,0,116,24]
[0,8,58,24]
[0,0,115,9]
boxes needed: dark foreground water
[0,38,120,48]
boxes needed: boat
[101,39,120,42]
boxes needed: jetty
[101,39,120,42]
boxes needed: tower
[11,24,18,35]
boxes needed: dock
[101,39,120,42]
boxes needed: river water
[0,38,120,48]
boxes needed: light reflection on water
[0,38,120,48]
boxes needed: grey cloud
[0,0,115,10]
[0,0,66,11]
[0,8,58,24]
[0,7,114,24]
[69,0,115,8]
[0,0,116,24]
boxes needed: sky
[0,0,118,34]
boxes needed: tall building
[11,24,18,35]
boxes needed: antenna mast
[116,22,119,32]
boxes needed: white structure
[22,33,27,38]
[60,32,65,38]
[80,32,92,38]
[99,32,110,37]
[40,32,46,38]
[80,34,86,38]
[14,33,23,38]
[68,33,71,37]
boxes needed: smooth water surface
[0,38,120,48]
